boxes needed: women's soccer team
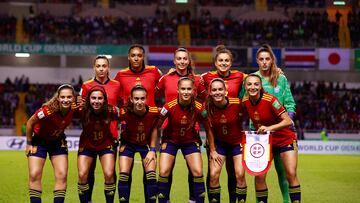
[25,44,301,203]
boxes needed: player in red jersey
[25,84,76,203]
[205,78,247,202]
[114,44,162,106]
[77,85,120,203]
[242,74,301,203]
[199,45,246,100]
[199,45,247,202]
[155,77,213,203]
[114,44,162,201]
[117,86,159,203]
[156,47,200,102]
[79,55,121,201]
[156,47,201,202]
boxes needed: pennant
[242,131,272,176]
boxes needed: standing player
[117,86,159,203]
[252,44,296,203]
[199,45,246,202]
[25,84,76,203]
[77,85,119,203]
[205,78,247,202]
[155,47,200,202]
[114,44,162,200]
[155,77,212,203]
[79,55,121,202]
[114,44,162,106]
[242,74,301,203]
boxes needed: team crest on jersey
[138,122,145,132]
[220,114,227,124]
[135,77,142,86]
[274,86,280,93]
[180,115,188,125]
[160,107,168,116]
[94,123,102,131]
[254,111,260,121]
[78,147,84,153]
[161,143,167,150]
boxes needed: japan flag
[318,48,350,70]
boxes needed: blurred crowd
[3,7,360,46]
[18,10,341,47]
[292,82,360,133]
[1,78,359,134]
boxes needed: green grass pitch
[0,151,359,202]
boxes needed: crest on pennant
[242,131,272,176]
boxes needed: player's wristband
[288,112,296,120]
[150,147,156,152]
[27,140,32,145]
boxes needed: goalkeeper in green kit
[240,44,300,203]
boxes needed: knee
[191,167,203,177]
[78,170,88,182]
[255,176,266,186]
[286,170,298,184]
[104,170,114,182]
[159,168,171,177]
[55,170,67,182]
[235,172,246,186]
[29,170,42,183]
[209,171,220,185]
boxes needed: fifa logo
[7,138,25,150]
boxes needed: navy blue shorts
[215,140,242,156]
[119,141,150,160]
[160,142,201,157]
[273,140,298,154]
[78,146,115,158]
[28,139,68,159]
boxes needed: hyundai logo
[6,138,25,149]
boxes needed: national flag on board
[148,46,213,68]
[354,49,360,70]
[251,48,282,68]
[318,48,350,70]
[284,48,316,69]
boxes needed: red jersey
[156,72,201,103]
[33,105,76,141]
[114,66,162,106]
[120,106,159,146]
[199,70,245,99]
[208,97,244,144]
[80,78,121,139]
[80,78,121,106]
[160,99,206,144]
[242,93,296,147]
[79,105,120,151]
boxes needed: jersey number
[136,132,146,142]
[222,125,228,135]
[93,131,104,141]
[180,127,186,137]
